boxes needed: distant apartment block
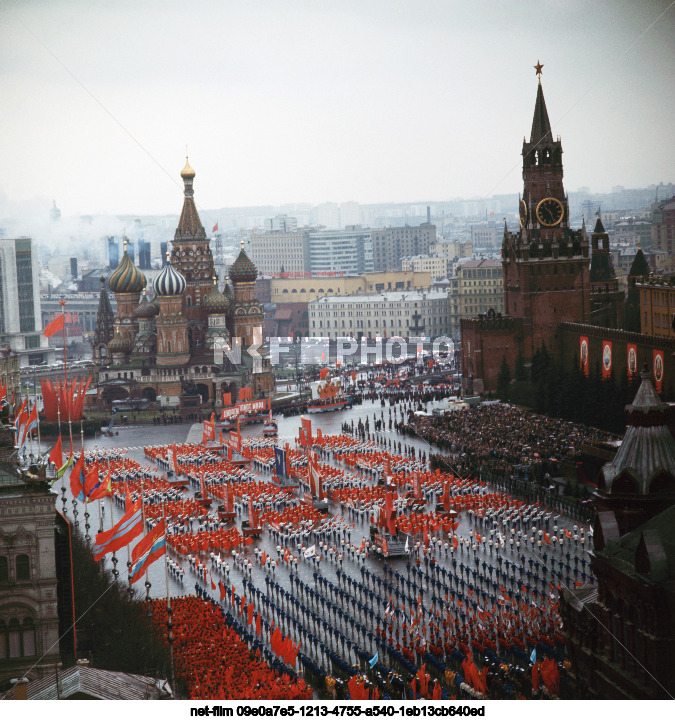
[309,227,373,276]
[401,255,450,279]
[249,230,310,275]
[372,223,436,272]
[309,289,451,341]
[456,258,504,318]
[470,222,499,249]
[652,196,675,255]
[264,215,298,232]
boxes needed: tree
[496,355,512,400]
[515,348,528,382]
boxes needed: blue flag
[369,651,378,668]
[530,648,537,664]
[274,446,287,478]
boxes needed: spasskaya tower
[501,61,590,357]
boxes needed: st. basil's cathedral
[93,159,275,408]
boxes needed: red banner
[602,341,612,380]
[301,416,312,444]
[627,343,638,381]
[579,336,589,377]
[412,471,421,501]
[237,399,266,413]
[653,350,664,393]
[229,431,241,453]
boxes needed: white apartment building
[401,255,450,279]
[249,230,310,275]
[309,227,373,276]
[308,289,451,340]
[0,238,53,366]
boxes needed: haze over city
[1,0,674,221]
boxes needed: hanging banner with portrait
[579,336,589,377]
[602,341,612,380]
[626,343,638,381]
[653,349,664,394]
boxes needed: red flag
[129,522,166,584]
[247,602,254,626]
[49,435,63,469]
[255,613,262,636]
[84,459,101,499]
[212,222,219,233]
[69,453,86,501]
[43,314,65,337]
[88,471,112,501]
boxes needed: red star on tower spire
[534,60,544,80]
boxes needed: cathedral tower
[154,254,190,366]
[107,239,146,362]
[170,158,215,347]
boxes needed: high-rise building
[263,215,298,233]
[137,239,152,270]
[249,230,310,275]
[651,195,675,256]
[371,224,437,271]
[107,236,119,270]
[311,202,340,229]
[309,227,373,276]
[340,202,362,228]
[0,238,52,366]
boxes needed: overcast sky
[1,0,673,218]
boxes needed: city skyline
[1,1,674,219]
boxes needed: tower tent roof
[628,247,650,277]
[529,82,553,147]
[174,159,206,241]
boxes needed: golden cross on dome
[534,60,544,79]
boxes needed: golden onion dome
[181,156,196,179]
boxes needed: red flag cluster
[41,375,92,422]
[270,626,300,667]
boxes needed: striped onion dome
[153,257,186,297]
[203,277,230,314]
[133,290,158,318]
[108,244,146,294]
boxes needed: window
[16,554,30,581]
[22,618,36,656]
[0,556,7,583]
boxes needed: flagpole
[162,497,175,694]
[28,399,35,459]
[81,419,91,542]
[139,477,152,611]
[33,366,42,463]
[57,402,68,517]
[108,493,119,581]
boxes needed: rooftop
[310,290,447,304]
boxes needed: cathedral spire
[529,76,552,147]
[174,157,206,241]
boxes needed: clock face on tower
[536,197,564,227]
[519,199,528,227]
